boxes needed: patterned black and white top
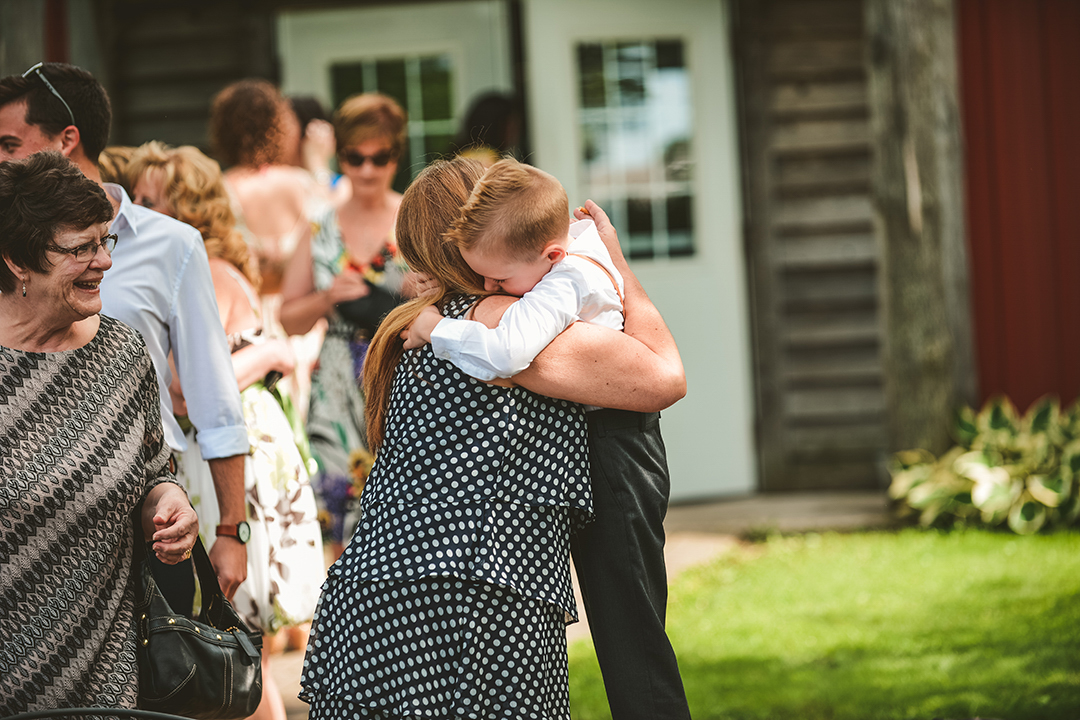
[0,315,176,713]
[300,295,593,718]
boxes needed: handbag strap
[189,534,228,623]
[133,522,226,623]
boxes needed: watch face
[237,521,251,544]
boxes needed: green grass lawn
[568,528,1080,720]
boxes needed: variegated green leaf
[970,468,1019,513]
[919,499,950,527]
[1008,492,1047,535]
[1028,474,1069,508]
[978,396,1019,436]
[889,449,936,474]
[1060,441,1080,483]
[1022,395,1060,436]
[953,405,979,447]
[888,464,932,500]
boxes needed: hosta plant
[889,395,1080,534]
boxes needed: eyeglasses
[339,149,395,167]
[22,62,76,129]
[47,234,118,263]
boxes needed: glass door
[524,0,757,499]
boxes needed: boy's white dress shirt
[99,184,248,459]
[431,218,624,381]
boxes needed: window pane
[578,44,605,108]
[375,60,408,109]
[420,56,453,120]
[331,63,367,107]
[616,42,647,106]
[665,138,692,182]
[575,37,694,259]
[667,195,693,257]
[627,197,654,258]
[628,197,653,234]
[656,40,684,69]
[423,133,454,162]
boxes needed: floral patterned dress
[178,267,325,633]
[307,205,408,546]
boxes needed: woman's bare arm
[279,228,327,336]
[471,201,686,411]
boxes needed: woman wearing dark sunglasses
[280,92,420,560]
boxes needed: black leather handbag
[134,535,263,719]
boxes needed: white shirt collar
[103,182,140,236]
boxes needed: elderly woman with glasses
[0,151,198,713]
[280,93,421,559]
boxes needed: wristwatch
[215,521,251,545]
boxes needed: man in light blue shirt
[0,63,250,598]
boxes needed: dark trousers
[571,409,691,720]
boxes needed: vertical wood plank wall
[737,0,886,491]
[109,3,276,149]
[958,0,1080,411]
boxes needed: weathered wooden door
[736,0,887,491]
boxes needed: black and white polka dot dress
[300,296,592,719]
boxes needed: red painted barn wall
[958,0,1080,410]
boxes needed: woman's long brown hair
[362,156,488,452]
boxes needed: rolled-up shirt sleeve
[169,233,248,459]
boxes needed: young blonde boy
[403,157,624,380]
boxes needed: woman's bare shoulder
[208,259,256,329]
[469,294,515,329]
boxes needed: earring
[22,280,26,297]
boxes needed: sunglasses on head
[22,62,76,128]
[339,149,395,167]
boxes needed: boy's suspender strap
[568,252,625,306]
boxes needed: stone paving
[274,491,894,719]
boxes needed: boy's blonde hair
[444,157,568,261]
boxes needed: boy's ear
[543,243,567,264]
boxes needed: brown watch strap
[215,524,240,537]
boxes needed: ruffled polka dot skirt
[300,576,570,719]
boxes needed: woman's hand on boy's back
[575,200,626,269]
